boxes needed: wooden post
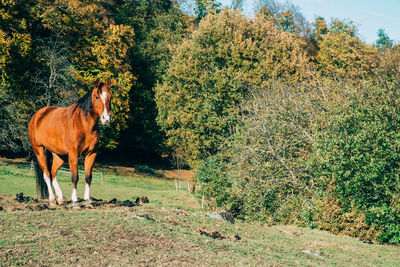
[175,179,178,190]
[187,180,190,193]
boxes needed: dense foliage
[155,9,312,166]
[0,0,188,154]
[315,81,400,243]
[1,0,400,243]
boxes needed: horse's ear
[105,78,111,88]
[94,79,101,90]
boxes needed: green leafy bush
[196,156,232,208]
[314,82,400,243]
[367,205,400,243]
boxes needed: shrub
[366,205,400,243]
[196,156,232,209]
[314,81,400,243]
[196,80,325,222]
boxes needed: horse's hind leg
[83,152,97,208]
[34,147,56,206]
[51,153,64,204]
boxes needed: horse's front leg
[83,152,97,208]
[68,151,80,209]
[51,153,65,205]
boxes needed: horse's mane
[72,91,92,117]
[72,83,104,117]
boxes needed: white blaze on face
[100,91,110,125]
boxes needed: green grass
[0,159,399,266]
[0,160,198,208]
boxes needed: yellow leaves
[35,1,137,149]
[91,24,135,71]
[317,32,377,78]
[0,28,31,84]
[1,0,16,6]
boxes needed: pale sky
[219,0,400,44]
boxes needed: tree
[376,28,394,49]
[115,0,191,155]
[31,37,76,107]
[312,16,328,41]
[231,0,244,11]
[155,9,312,167]
[256,0,310,37]
[316,19,377,78]
[0,0,36,154]
[32,0,136,150]
[194,0,221,22]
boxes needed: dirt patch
[0,194,149,211]
[160,169,194,181]
[195,228,241,241]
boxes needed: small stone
[301,248,323,259]
[135,196,149,204]
[206,211,234,223]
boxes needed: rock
[301,248,323,259]
[131,215,155,221]
[131,215,146,220]
[135,196,149,204]
[0,206,3,211]
[206,211,234,223]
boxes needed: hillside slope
[0,159,399,266]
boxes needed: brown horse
[28,79,112,208]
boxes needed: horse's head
[92,79,112,125]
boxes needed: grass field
[0,158,399,266]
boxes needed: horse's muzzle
[100,114,111,125]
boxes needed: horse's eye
[95,96,99,99]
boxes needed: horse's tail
[32,154,49,199]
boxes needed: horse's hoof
[57,198,64,205]
[84,199,93,209]
[71,201,81,210]
[49,200,57,209]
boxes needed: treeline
[1,0,400,243]
[0,0,189,156]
